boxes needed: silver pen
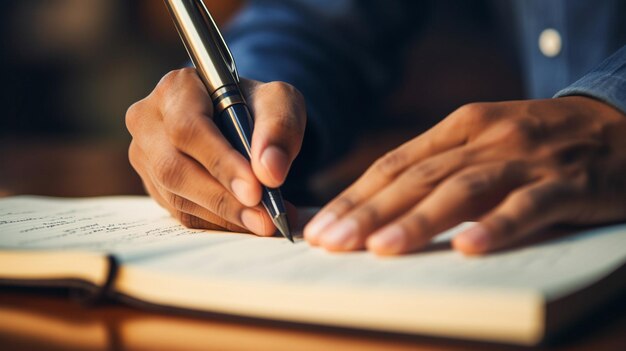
[164,0,293,242]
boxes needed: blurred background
[0,0,243,198]
[0,0,522,204]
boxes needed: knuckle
[371,150,408,179]
[168,116,195,148]
[259,82,306,131]
[157,70,180,92]
[496,119,542,147]
[128,142,140,170]
[168,193,188,212]
[406,161,440,183]
[354,205,380,227]
[178,67,197,77]
[457,102,487,117]
[286,84,306,112]
[177,211,195,228]
[261,82,306,112]
[326,195,356,215]
[178,212,207,229]
[404,213,430,234]
[125,100,144,134]
[453,169,491,200]
[155,68,197,100]
[206,191,230,219]
[204,153,223,176]
[261,81,296,97]
[456,103,489,124]
[154,156,184,189]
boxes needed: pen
[164,0,293,242]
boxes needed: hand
[126,68,306,234]
[304,96,626,255]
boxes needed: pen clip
[194,0,240,83]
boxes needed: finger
[304,113,471,241]
[145,170,238,231]
[247,81,307,187]
[452,180,577,255]
[159,190,253,233]
[310,146,475,249]
[151,150,275,236]
[136,120,275,236]
[131,140,256,233]
[159,69,262,207]
[366,161,534,255]
[129,140,170,210]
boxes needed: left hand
[304,96,626,255]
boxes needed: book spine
[71,255,119,305]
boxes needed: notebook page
[0,196,226,254]
[2,196,626,300]
[124,222,626,300]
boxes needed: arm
[226,0,424,169]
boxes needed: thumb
[247,81,306,187]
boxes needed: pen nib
[273,214,293,243]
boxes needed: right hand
[126,68,306,235]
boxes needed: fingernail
[304,212,337,243]
[231,178,255,206]
[261,145,290,184]
[241,209,264,235]
[320,218,359,249]
[368,226,405,254]
[456,224,490,251]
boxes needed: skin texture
[127,68,626,256]
[126,68,306,235]
[304,96,626,255]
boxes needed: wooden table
[1,139,626,350]
[1,286,625,351]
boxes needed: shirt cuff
[554,45,626,115]
[554,74,626,115]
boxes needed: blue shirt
[225,0,626,169]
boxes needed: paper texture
[2,196,626,300]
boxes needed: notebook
[1,196,626,345]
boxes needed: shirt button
[539,28,562,57]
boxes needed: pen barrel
[165,0,237,93]
[216,102,254,159]
[218,104,287,219]
[164,0,289,229]
[212,85,247,116]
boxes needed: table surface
[1,287,626,351]
[1,139,626,351]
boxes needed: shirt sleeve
[224,0,423,169]
[554,45,626,115]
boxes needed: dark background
[0,0,242,139]
[0,0,523,204]
[0,0,244,198]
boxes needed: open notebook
[1,196,626,345]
